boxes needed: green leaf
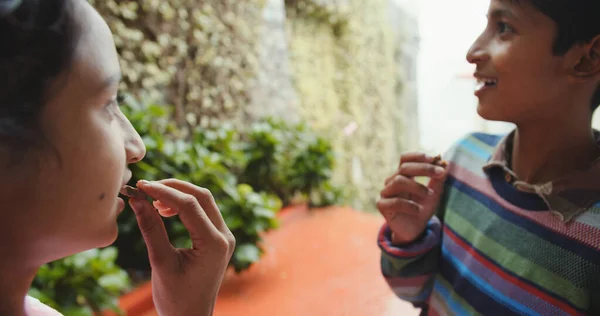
[252,206,276,218]
[99,247,118,263]
[223,214,244,230]
[27,288,55,307]
[73,249,99,268]
[98,271,130,292]
[233,244,261,264]
[142,136,158,149]
[61,306,94,316]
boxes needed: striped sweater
[378,132,600,315]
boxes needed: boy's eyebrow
[487,8,519,21]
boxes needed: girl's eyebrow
[99,73,122,92]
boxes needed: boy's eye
[497,22,514,34]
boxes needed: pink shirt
[25,296,62,316]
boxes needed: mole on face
[99,193,105,200]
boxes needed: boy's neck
[511,121,600,184]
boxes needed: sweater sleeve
[378,216,442,307]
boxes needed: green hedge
[29,248,130,315]
[115,94,343,273]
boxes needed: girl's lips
[117,197,125,213]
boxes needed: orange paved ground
[144,206,420,316]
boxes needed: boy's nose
[466,41,489,65]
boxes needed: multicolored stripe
[379,133,600,315]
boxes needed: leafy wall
[285,0,413,210]
[90,0,266,128]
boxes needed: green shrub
[115,95,283,274]
[115,95,343,274]
[240,118,297,204]
[240,117,341,207]
[213,184,281,272]
[29,247,130,316]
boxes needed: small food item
[432,155,448,168]
[120,185,149,200]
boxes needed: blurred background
[29,0,600,315]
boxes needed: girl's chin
[44,222,119,263]
[96,222,119,248]
[93,209,121,249]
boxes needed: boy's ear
[569,34,600,80]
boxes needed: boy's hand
[377,152,448,245]
[129,179,235,316]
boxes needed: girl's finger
[153,200,171,211]
[137,180,221,246]
[129,198,174,267]
[156,179,228,233]
[158,208,177,217]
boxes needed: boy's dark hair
[520,0,600,111]
[0,0,79,155]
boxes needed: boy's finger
[129,198,174,268]
[156,179,228,233]
[428,172,449,195]
[137,180,221,245]
[377,197,423,217]
[399,162,446,179]
[399,152,435,167]
[386,154,437,184]
[384,172,400,186]
[381,175,433,199]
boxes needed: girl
[0,0,235,315]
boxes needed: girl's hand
[129,179,235,316]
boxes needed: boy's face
[466,0,574,124]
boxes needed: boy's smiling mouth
[474,74,498,95]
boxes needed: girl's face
[0,0,146,263]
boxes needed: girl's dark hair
[0,0,79,155]
[519,0,600,110]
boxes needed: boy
[377,0,600,315]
